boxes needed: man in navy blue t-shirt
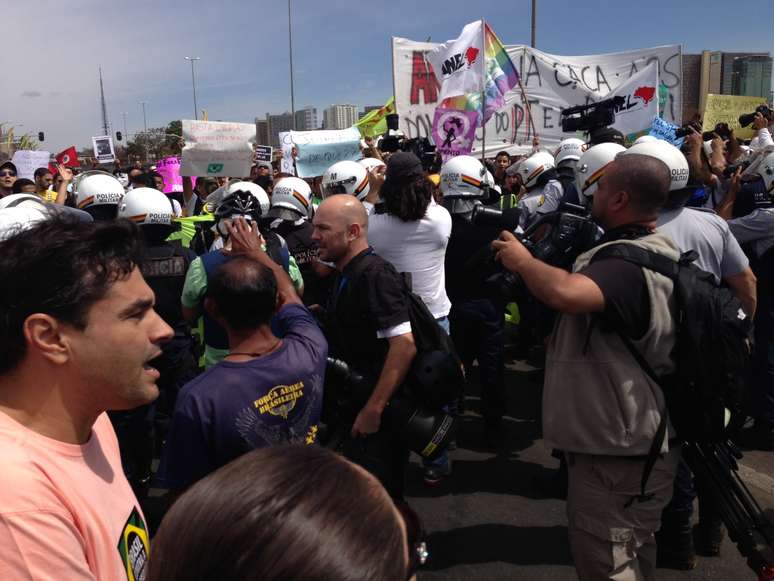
[159,219,327,491]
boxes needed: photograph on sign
[92,135,115,163]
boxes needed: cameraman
[749,111,774,151]
[312,194,416,499]
[441,155,506,446]
[493,154,679,581]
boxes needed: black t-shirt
[580,258,650,339]
[326,249,410,378]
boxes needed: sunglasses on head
[394,500,428,579]
[0,170,16,177]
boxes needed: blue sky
[3,0,772,152]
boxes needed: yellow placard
[702,94,768,140]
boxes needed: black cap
[0,161,18,175]
[385,151,423,182]
[590,127,625,146]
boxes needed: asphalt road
[407,360,774,581]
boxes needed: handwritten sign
[702,94,768,141]
[291,127,361,178]
[181,120,256,177]
[155,156,196,193]
[648,116,685,148]
[11,150,51,180]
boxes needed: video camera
[474,203,599,300]
[560,97,624,134]
[739,105,774,128]
[379,114,440,173]
[324,358,457,460]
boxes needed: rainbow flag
[441,22,519,125]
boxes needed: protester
[0,217,172,580]
[181,181,303,367]
[33,167,55,202]
[367,152,453,484]
[493,153,679,581]
[0,161,18,197]
[160,220,327,491]
[11,178,36,193]
[313,194,416,499]
[151,445,423,581]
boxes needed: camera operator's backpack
[591,244,752,502]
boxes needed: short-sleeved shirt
[181,250,305,367]
[326,249,411,379]
[580,258,650,340]
[368,200,452,318]
[0,412,148,581]
[657,207,749,284]
[38,189,57,203]
[517,179,563,230]
[158,304,327,490]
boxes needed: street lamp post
[121,112,128,139]
[139,101,148,133]
[288,0,296,130]
[531,0,537,48]
[184,56,201,120]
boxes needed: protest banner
[702,94,768,141]
[432,108,479,161]
[290,127,362,178]
[607,62,659,138]
[181,120,256,177]
[92,136,115,163]
[392,39,682,154]
[279,132,295,174]
[255,145,273,164]
[155,156,195,193]
[11,150,51,180]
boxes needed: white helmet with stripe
[515,151,555,189]
[321,161,370,200]
[575,143,627,203]
[118,187,175,226]
[439,155,487,198]
[271,177,313,219]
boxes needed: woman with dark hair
[149,445,425,581]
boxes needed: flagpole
[480,18,486,164]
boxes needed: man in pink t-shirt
[0,217,173,580]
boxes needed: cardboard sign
[291,128,361,178]
[92,136,115,163]
[11,150,51,180]
[255,145,273,164]
[648,116,685,148]
[181,120,256,177]
[155,156,196,193]
[702,94,768,141]
[393,39,682,155]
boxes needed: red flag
[56,147,79,168]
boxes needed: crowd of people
[0,107,773,581]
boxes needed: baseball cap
[0,161,18,175]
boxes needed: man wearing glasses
[0,161,17,198]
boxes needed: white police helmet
[271,177,313,219]
[118,187,175,226]
[622,140,690,192]
[0,206,48,241]
[756,152,774,193]
[359,157,386,172]
[634,135,659,145]
[321,161,370,200]
[575,143,627,202]
[439,155,487,198]
[515,151,555,189]
[554,138,585,166]
[73,171,125,211]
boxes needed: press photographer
[493,153,680,579]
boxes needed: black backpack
[591,244,753,502]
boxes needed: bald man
[312,195,417,499]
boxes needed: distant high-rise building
[359,105,382,120]
[255,118,270,146]
[683,50,773,121]
[323,104,358,130]
[294,106,318,131]
[266,112,294,147]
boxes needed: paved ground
[407,360,774,581]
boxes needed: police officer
[72,171,125,221]
[267,176,332,306]
[441,155,506,445]
[554,138,585,206]
[629,141,757,568]
[511,151,563,231]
